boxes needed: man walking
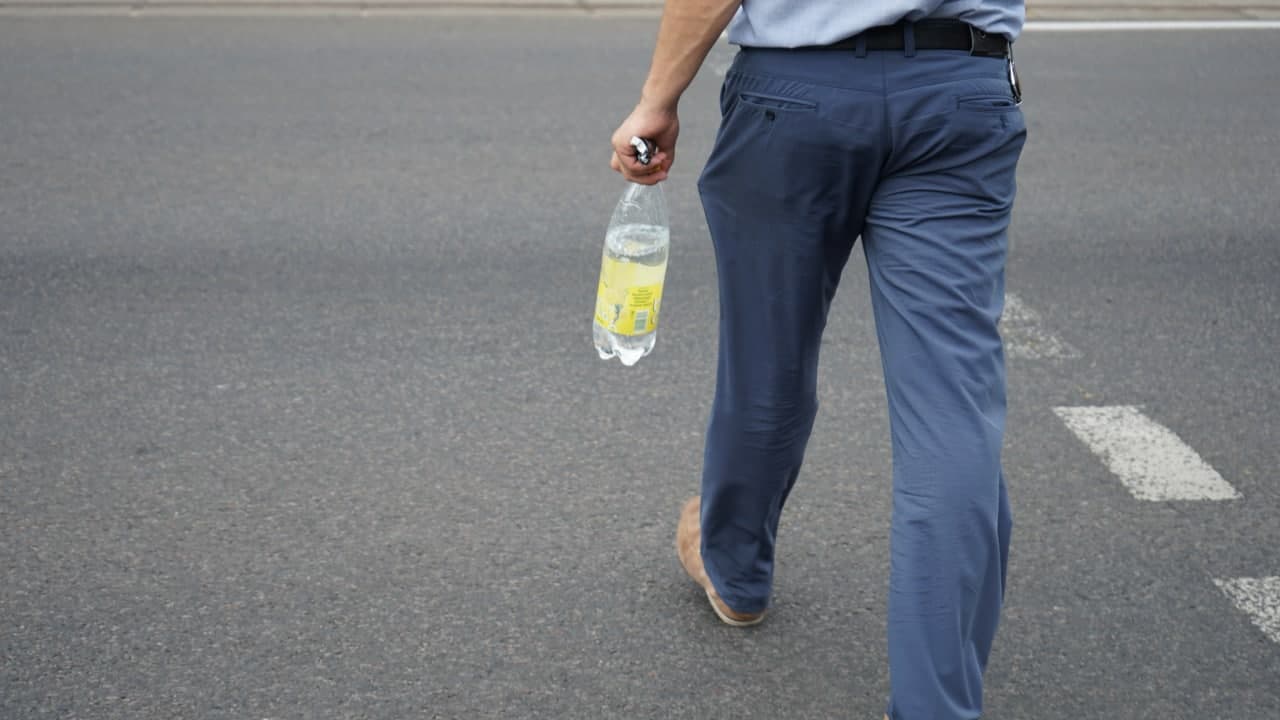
[610,1,1025,718]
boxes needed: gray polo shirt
[727,0,1025,47]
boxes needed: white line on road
[1003,294,1081,360]
[1054,405,1241,501]
[1214,577,1280,645]
[1027,20,1280,32]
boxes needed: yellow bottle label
[594,253,666,336]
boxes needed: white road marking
[1214,577,1280,645]
[1003,293,1080,360]
[1027,20,1280,32]
[1054,405,1241,501]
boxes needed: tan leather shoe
[675,496,766,627]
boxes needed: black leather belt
[804,20,1010,57]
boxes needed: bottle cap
[629,136,655,166]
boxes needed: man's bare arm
[610,0,743,184]
[642,0,742,108]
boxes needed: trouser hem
[702,553,770,615]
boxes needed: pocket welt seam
[738,92,818,112]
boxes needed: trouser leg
[695,54,879,613]
[694,200,834,614]
[868,53,1026,720]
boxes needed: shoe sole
[705,589,765,627]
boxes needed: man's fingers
[611,151,670,184]
[619,149,670,172]
[612,147,672,178]
[646,150,670,170]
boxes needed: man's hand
[610,102,679,186]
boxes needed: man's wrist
[639,85,681,114]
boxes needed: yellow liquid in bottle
[593,223,669,365]
[594,247,668,336]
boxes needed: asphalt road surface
[2,16,1278,720]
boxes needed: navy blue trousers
[696,45,1026,720]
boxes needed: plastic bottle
[593,138,670,366]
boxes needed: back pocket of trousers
[739,92,818,113]
[957,95,1018,113]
